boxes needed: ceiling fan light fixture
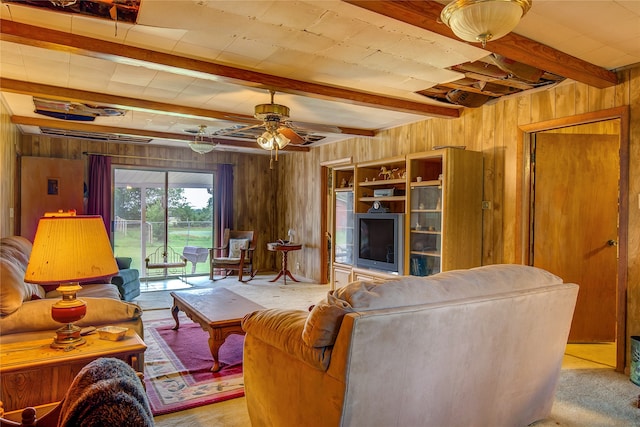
[441,0,532,47]
[274,132,290,149]
[189,125,216,154]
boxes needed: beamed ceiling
[1,0,638,154]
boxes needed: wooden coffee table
[170,287,264,372]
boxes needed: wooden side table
[267,242,302,284]
[0,329,146,412]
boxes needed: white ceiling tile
[258,1,326,29]
[1,3,71,31]
[111,63,157,86]
[147,72,196,93]
[106,80,147,98]
[221,37,280,64]
[305,9,369,41]
[0,63,27,80]
[142,86,181,101]
[68,15,130,43]
[0,42,25,66]
[124,25,185,52]
[70,55,117,74]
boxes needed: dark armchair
[209,229,257,283]
[110,257,140,302]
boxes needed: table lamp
[24,213,118,349]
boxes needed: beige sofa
[0,236,143,342]
[242,264,579,427]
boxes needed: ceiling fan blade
[278,127,306,145]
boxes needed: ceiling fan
[215,90,332,149]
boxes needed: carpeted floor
[137,275,640,427]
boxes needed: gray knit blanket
[58,357,154,426]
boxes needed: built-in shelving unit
[406,148,483,276]
[355,156,406,214]
[329,148,483,286]
[331,165,355,290]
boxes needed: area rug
[143,318,245,416]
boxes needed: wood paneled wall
[15,138,281,273]
[279,68,639,358]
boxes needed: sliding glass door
[113,169,214,279]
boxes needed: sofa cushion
[115,257,133,269]
[302,264,563,347]
[0,236,46,315]
[0,297,142,335]
[228,239,248,258]
[110,268,139,287]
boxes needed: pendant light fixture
[440,0,532,48]
[189,125,216,154]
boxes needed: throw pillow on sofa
[0,236,45,315]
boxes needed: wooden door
[532,133,619,342]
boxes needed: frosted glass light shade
[25,215,118,284]
[189,142,215,154]
[441,0,532,46]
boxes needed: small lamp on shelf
[24,213,118,349]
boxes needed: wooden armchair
[209,229,257,282]
[144,246,187,281]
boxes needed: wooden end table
[267,242,302,284]
[170,287,264,372]
[0,329,146,412]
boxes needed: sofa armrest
[0,297,142,336]
[242,308,332,371]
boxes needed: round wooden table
[267,242,302,284]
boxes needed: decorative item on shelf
[287,228,296,243]
[189,125,216,154]
[416,176,423,182]
[379,166,398,180]
[24,212,118,349]
[440,0,532,48]
[415,222,422,231]
[348,176,354,187]
[368,201,389,213]
[341,178,348,188]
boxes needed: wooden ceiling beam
[10,115,310,152]
[0,19,460,119]
[0,78,374,137]
[345,1,618,89]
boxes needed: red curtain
[215,164,233,248]
[87,155,112,238]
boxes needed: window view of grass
[113,170,214,278]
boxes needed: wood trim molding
[345,0,618,89]
[0,20,460,119]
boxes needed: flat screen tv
[354,213,404,274]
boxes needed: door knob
[607,239,618,247]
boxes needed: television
[354,213,404,274]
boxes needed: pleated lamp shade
[25,215,118,285]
